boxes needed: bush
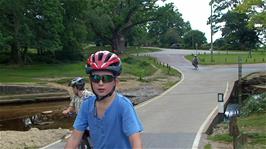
[241,93,266,116]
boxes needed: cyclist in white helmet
[63,77,94,149]
[63,77,93,115]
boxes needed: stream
[0,101,75,131]
[0,85,162,131]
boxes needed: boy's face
[72,86,79,95]
[90,71,117,97]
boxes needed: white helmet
[68,77,85,90]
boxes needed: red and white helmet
[86,51,122,76]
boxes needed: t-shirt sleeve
[73,100,89,132]
[122,101,143,137]
[69,96,75,107]
[83,90,94,99]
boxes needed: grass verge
[0,48,178,86]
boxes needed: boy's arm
[129,133,142,149]
[62,106,75,115]
[64,129,83,149]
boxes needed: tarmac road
[137,48,265,149]
[43,48,265,149]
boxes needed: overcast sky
[158,0,221,43]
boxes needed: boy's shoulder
[116,93,133,106]
[83,95,96,104]
[83,90,94,98]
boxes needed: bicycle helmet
[85,51,122,76]
[69,77,85,90]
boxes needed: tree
[148,3,191,47]
[85,0,173,52]
[0,0,33,64]
[235,0,265,28]
[209,0,242,34]
[28,0,64,56]
[221,11,259,50]
[59,0,89,60]
[160,28,181,47]
[235,0,266,45]
[209,0,260,50]
[125,25,151,46]
[183,30,207,49]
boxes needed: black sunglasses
[90,74,115,83]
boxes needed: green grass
[122,56,157,78]
[204,144,212,149]
[238,112,266,130]
[185,52,266,65]
[245,132,266,145]
[0,63,86,82]
[0,46,162,83]
[124,47,160,54]
[238,112,266,147]
[208,133,233,142]
[0,53,178,83]
[208,111,266,148]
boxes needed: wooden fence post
[229,117,240,149]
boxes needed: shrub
[241,93,266,116]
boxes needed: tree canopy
[183,30,207,49]
[209,0,261,50]
[85,0,178,51]
[0,0,206,64]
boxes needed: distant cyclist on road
[192,55,199,70]
[65,51,143,149]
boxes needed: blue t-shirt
[74,93,143,149]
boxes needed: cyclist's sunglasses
[90,74,115,83]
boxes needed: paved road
[137,49,265,149]
[44,49,265,149]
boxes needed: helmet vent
[104,53,112,63]
[98,52,103,61]
[110,62,119,66]
[92,55,95,63]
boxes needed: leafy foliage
[147,3,191,47]
[235,0,266,46]
[183,30,207,49]
[209,0,261,50]
[85,0,174,51]
[241,93,266,116]
[221,11,259,50]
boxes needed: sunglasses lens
[91,75,101,83]
[102,75,114,83]
[91,75,114,83]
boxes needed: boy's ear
[115,78,119,85]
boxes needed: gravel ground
[0,128,70,149]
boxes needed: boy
[65,51,143,149]
[62,77,93,115]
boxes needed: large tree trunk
[9,10,22,64]
[10,42,22,64]
[112,33,126,52]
